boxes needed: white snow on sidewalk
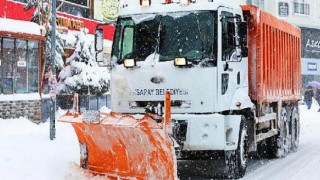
[0,109,79,180]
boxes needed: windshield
[112,11,217,64]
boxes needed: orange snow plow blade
[59,92,176,179]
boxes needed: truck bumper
[171,114,242,151]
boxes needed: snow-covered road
[243,104,320,180]
[1,104,320,180]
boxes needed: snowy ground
[1,104,320,180]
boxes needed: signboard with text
[17,60,26,67]
[301,27,320,59]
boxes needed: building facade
[228,0,320,87]
[0,0,114,122]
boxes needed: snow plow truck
[60,0,302,179]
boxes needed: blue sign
[307,62,317,71]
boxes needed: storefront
[0,18,45,122]
[0,0,115,122]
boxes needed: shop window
[13,0,91,18]
[16,39,28,94]
[57,0,90,18]
[0,37,39,95]
[28,41,39,93]
[2,38,14,94]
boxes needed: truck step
[256,129,278,142]
[226,141,236,146]
[257,113,276,123]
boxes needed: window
[0,37,39,94]
[247,0,265,9]
[221,11,236,61]
[16,40,28,94]
[279,2,289,17]
[13,0,28,3]
[28,41,39,93]
[294,0,310,15]
[221,73,229,95]
[13,0,91,18]
[2,38,14,94]
[112,12,217,64]
[57,0,90,18]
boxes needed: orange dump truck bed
[241,5,302,104]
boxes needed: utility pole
[50,0,57,140]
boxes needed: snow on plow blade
[60,92,176,179]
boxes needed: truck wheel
[291,106,300,152]
[268,107,290,158]
[225,116,248,179]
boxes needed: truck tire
[225,116,248,179]
[291,106,300,152]
[268,107,290,158]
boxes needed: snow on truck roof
[119,0,242,16]
[0,18,42,36]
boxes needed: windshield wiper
[196,16,204,60]
[155,18,162,55]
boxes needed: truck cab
[109,0,251,114]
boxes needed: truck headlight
[123,58,136,68]
[174,57,188,66]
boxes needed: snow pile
[0,93,40,102]
[0,18,42,35]
[0,116,79,180]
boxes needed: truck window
[136,21,158,58]
[221,11,236,61]
[222,73,229,95]
[237,21,248,57]
[112,19,134,63]
[122,26,134,59]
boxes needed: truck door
[217,8,243,111]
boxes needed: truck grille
[129,100,191,108]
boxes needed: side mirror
[95,28,104,62]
